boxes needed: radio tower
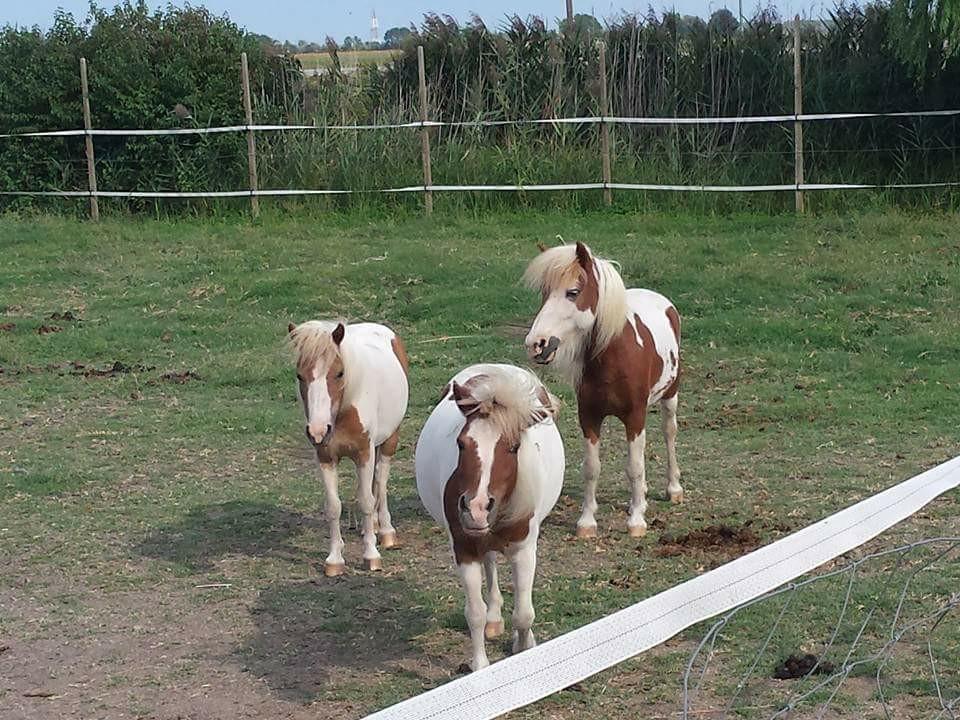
[370,10,379,44]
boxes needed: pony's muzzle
[526,335,560,365]
[306,423,333,446]
[459,492,494,534]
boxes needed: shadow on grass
[237,575,431,702]
[134,500,321,571]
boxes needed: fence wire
[683,537,960,720]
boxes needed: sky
[4,0,830,44]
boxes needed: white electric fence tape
[1,107,959,138]
[362,454,960,720]
[3,181,959,198]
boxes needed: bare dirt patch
[655,522,761,558]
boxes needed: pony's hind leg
[509,541,537,653]
[374,432,399,548]
[576,428,602,538]
[661,394,683,503]
[483,552,504,639]
[319,462,346,576]
[355,442,382,571]
[625,417,649,537]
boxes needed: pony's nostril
[459,494,469,512]
[325,423,332,437]
[486,497,495,512]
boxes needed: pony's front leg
[457,560,489,671]
[319,461,346,577]
[626,419,649,537]
[509,540,537,653]
[374,436,398,548]
[483,552,504,639]
[355,443,382,571]
[576,427,602,538]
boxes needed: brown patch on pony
[442,420,531,565]
[390,335,410,376]
[380,429,400,457]
[314,404,370,465]
[577,314,665,441]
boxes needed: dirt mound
[655,523,760,558]
[36,325,62,335]
[773,653,835,679]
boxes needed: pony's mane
[457,365,560,446]
[288,320,363,403]
[288,320,341,373]
[523,243,629,358]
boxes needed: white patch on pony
[465,420,499,525]
[625,289,681,403]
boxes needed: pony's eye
[509,443,520,454]
[456,439,464,450]
[296,374,305,383]
[565,288,580,300]
[335,370,344,379]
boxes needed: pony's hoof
[627,524,648,538]
[575,525,597,539]
[364,557,383,571]
[379,531,398,549]
[484,621,504,639]
[669,490,684,504]
[323,562,346,577]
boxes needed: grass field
[1,210,958,719]
[296,49,400,72]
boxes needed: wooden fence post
[79,58,99,222]
[599,42,612,206]
[417,45,434,215]
[793,15,805,214]
[240,52,260,218]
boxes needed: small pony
[415,364,564,671]
[288,320,409,575]
[523,242,683,538]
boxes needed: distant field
[296,49,400,72]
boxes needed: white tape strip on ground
[1,108,959,139]
[362,454,960,720]
[4,181,959,198]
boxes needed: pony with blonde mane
[288,320,409,575]
[415,364,564,671]
[524,242,683,538]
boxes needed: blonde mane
[456,365,560,446]
[288,320,359,400]
[523,242,629,358]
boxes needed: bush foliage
[1,1,958,213]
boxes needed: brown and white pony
[288,320,409,575]
[523,242,682,538]
[415,364,564,671]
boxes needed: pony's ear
[533,386,561,422]
[574,241,593,270]
[287,322,296,335]
[536,241,548,253]
[451,382,480,416]
[332,323,345,346]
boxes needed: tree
[383,26,411,49]
[889,0,960,77]
[560,13,602,36]
[708,8,739,36]
[342,35,364,50]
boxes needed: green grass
[0,209,958,718]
